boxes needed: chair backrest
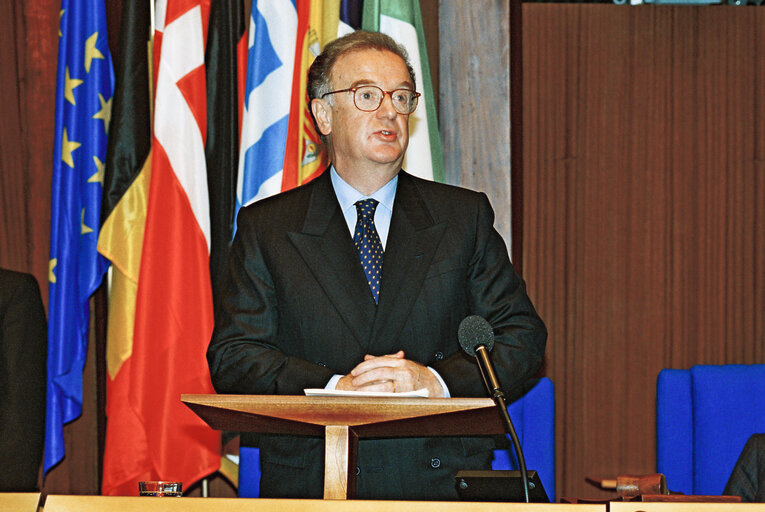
[0,492,41,512]
[656,364,765,495]
[239,378,556,501]
[491,377,556,502]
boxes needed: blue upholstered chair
[238,446,261,497]
[239,377,556,500]
[491,377,555,502]
[656,364,765,495]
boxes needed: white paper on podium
[303,388,429,398]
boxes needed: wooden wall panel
[439,0,514,250]
[0,0,58,302]
[523,5,765,500]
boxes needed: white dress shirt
[325,167,450,397]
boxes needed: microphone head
[457,315,495,357]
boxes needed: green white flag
[363,0,444,182]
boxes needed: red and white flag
[102,0,219,495]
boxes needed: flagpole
[149,0,155,32]
[148,0,155,122]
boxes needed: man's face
[315,49,413,176]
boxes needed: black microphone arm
[475,345,503,400]
[457,315,531,503]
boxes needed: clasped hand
[335,350,444,397]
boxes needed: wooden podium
[182,394,505,500]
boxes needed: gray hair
[308,30,416,103]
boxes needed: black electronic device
[455,470,549,503]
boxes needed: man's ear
[310,98,332,136]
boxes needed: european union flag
[45,0,114,474]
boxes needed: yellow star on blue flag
[46,0,114,476]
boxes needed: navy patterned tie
[353,199,384,304]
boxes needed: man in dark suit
[0,268,47,491]
[724,433,765,502]
[207,30,546,499]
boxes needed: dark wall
[522,5,765,499]
[0,0,58,298]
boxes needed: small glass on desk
[138,481,182,497]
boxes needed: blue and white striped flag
[45,0,114,474]
[236,0,298,223]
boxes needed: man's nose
[376,92,398,118]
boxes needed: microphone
[457,315,531,503]
[458,315,502,400]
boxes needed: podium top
[182,394,505,438]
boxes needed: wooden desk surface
[610,503,765,512]
[0,493,41,512]
[43,495,606,512]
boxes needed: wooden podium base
[324,425,358,499]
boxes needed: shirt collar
[330,166,398,213]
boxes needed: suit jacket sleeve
[724,433,765,502]
[0,269,47,491]
[207,206,335,395]
[429,192,547,401]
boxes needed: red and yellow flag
[282,0,345,190]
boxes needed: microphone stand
[475,346,530,503]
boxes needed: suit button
[317,361,327,367]
[356,466,361,476]
[434,351,444,361]
[430,457,441,469]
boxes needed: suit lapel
[287,172,376,349]
[370,172,446,352]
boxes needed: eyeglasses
[321,85,420,115]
